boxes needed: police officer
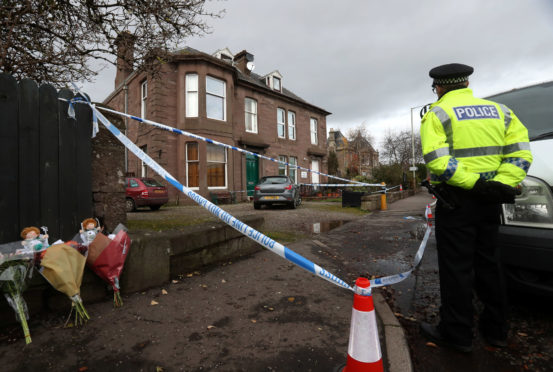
[419,63,533,352]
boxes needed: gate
[0,73,92,244]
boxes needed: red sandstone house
[104,46,330,203]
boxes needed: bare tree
[0,1,223,85]
[380,129,423,167]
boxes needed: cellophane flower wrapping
[0,242,35,344]
[86,228,131,307]
[39,244,89,326]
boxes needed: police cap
[429,63,474,86]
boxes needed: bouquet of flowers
[0,242,35,344]
[39,243,89,326]
[86,225,131,307]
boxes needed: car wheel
[125,198,136,212]
[150,205,162,211]
[295,195,302,207]
[254,202,261,210]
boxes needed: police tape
[95,105,383,188]
[64,86,432,296]
[69,87,353,292]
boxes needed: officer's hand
[488,181,518,204]
[472,179,518,204]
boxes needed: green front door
[246,153,259,197]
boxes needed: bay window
[207,143,227,188]
[206,76,226,121]
[186,142,199,188]
[186,74,198,117]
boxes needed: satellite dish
[246,61,255,71]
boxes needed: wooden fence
[0,73,92,244]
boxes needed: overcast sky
[81,0,553,151]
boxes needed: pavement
[326,191,435,372]
[371,192,435,372]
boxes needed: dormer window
[213,48,234,62]
[264,71,283,92]
[273,77,281,91]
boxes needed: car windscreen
[142,178,164,187]
[486,81,553,139]
[259,177,288,184]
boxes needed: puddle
[310,220,349,234]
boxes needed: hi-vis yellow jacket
[421,88,532,189]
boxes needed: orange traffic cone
[342,278,383,372]
[426,204,434,226]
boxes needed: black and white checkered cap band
[433,76,469,85]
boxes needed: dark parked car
[486,82,553,296]
[253,176,301,209]
[125,177,169,212]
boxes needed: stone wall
[91,108,127,232]
[360,189,416,211]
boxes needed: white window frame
[273,76,281,91]
[278,155,287,176]
[140,145,147,177]
[206,76,226,121]
[140,80,147,119]
[185,142,199,190]
[207,143,227,189]
[245,97,258,133]
[310,118,318,145]
[289,156,298,184]
[288,111,296,140]
[277,108,286,138]
[186,74,198,118]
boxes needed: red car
[125,177,169,212]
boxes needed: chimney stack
[115,31,136,88]
[233,50,254,75]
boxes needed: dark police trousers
[435,186,508,345]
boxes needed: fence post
[0,74,20,243]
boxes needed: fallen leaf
[156,367,164,372]
[150,300,159,306]
[172,280,179,284]
[201,284,208,288]
[161,289,168,295]
[207,325,216,330]
[78,367,89,372]
[251,319,257,323]
[517,332,528,337]
[288,297,295,302]
[221,279,226,283]
[194,271,200,275]
[425,342,437,348]
[186,273,193,277]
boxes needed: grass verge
[264,231,307,244]
[126,217,215,231]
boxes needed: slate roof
[174,47,330,115]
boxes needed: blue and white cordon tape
[95,105,383,188]
[69,85,353,292]
[65,86,432,296]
